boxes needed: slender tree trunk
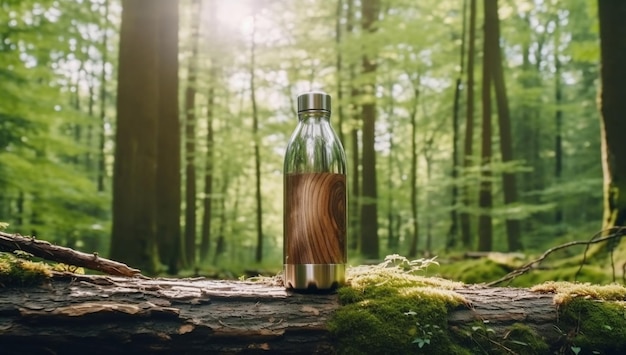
[200,0,217,264]
[250,15,264,263]
[183,0,201,268]
[384,79,396,251]
[335,0,345,145]
[408,83,420,258]
[486,0,522,251]
[346,0,360,252]
[424,143,433,255]
[359,0,380,260]
[447,0,468,250]
[460,0,476,249]
[155,0,181,274]
[85,76,95,172]
[71,68,82,166]
[554,18,564,227]
[213,172,229,265]
[110,0,160,273]
[97,0,109,193]
[478,0,493,252]
[598,0,626,230]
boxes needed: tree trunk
[335,0,345,146]
[598,0,626,230]
[0,275,592,353]
[478,0,493,252]
[183,0,201,268]
[110,0,160,273]
[460,0,476,249]
[250,14,264,264]
[486,0,522,252]
[408,82,420,258]
[97,0,109,193]
[447,0,468,250]
[200,0,217,264]
[346,0,360,253]
[554,17,564,227]
[359,0,380,260]
[155,0,181,274]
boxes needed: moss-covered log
[3,273,625,354]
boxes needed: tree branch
[487,227,626,287]
[0,231,142,277]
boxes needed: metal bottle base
[283,264,345,290]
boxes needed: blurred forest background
[1,0,624,281]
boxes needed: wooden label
[284,172,346,264]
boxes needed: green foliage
[0,0,111,252]
[0,0,609,270]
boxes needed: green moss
[559,298,626,354]
[504,323,550,354]
[329,258,469,354]
[529,281,626,353]
[451,322,549,355]
[0,252,52,286]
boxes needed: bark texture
[598,0,626,230]
[0,275,562,354]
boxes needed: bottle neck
[297,110,331,122]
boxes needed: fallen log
[0,273,575,354]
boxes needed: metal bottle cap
[297,91,331,113]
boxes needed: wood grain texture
[285,173,346,264]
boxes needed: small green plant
[405,310,444,348]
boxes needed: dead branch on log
[0,231,142,277]
[487,227,626,287]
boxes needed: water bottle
[283,91,347,291]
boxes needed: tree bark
[460,0,476,249]
[447,0,468,250]
[200,0,217,264]
[345,0,360,253]
[359,0,381,260]
[408,79,420,258]
[598,0,626,231]
[478,0,494,252]
[155,0,181,274]
[485,0,522,252]
[249,14,264,264]
[183,0,201,268]
[0,275,567,354]
[110,0,160,273]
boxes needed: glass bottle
[283,91,347,291]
